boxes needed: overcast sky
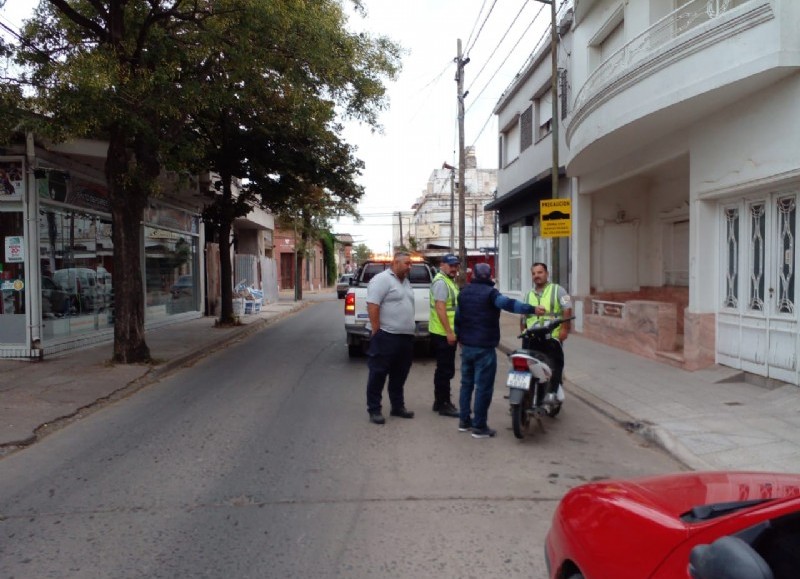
[0,0,557,252]
[337,0,554,252]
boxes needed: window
[520,106,533,152]
[509,222,522,291]
[536,90,553,140]
[502,121,520,168]
[38,207,114,340]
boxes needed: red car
[545,471,800,579]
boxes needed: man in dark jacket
[454,263,536,439]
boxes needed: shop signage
[5,236,24,263]
[0,158,24,201]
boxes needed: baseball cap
[441,254,460,265]
[473,262,492,281]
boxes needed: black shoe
[471,426,497,439]
[437,401,459,417]
[432,401,441,412]
[390,407,415,419]
[458,419,472,432]
[369,412,385,425]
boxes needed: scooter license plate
[507,371,530,390]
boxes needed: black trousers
[430,333,457,404]
[366,330,414,413]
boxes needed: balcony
[566,0,786,174]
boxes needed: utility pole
[443,164,455,251]
[398,212,403,249]
[455,39,469,277]
[537,0,560,281]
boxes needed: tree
[353,243,372,265]
[12,0,401,351]
[14,0,215,362]
[173,0,400,323]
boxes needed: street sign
[540,199,571,238]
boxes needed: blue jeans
[458,345,497,430]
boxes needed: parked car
[336,274,354,299]
[545,471,800,579]
[41,275,73,316]
[53,267,101,313]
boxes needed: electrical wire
[465,0,499,56]
[465,4,545,116]
[468,0,573,148]
[466,0,531,94]
[463,0,490,55]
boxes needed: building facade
[493,0,800,384]
[0,135,205,358]
[411,147,498,264]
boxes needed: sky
[0,0,555,252]
[338,0,553,253]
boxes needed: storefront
[0,145,204,359]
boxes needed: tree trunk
[218,172,235,324]
[107,128,150,363]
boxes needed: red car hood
[548,471,800,579]
[607,471,800,518]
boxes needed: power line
[464,0,499,56]
[466,0,532,94]
[463,0,490,54]
[465,4,546,116]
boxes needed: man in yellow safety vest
[520,262,572,395]
[429,254,461,417]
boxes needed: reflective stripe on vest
[429,272,458,336]
[524,283,562,332]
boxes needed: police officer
[520,262,572,396]
[429,254,460,417]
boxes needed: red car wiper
[681,498,771,522]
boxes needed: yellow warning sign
[540,199,572,238]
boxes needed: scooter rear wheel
[511,398,532,439]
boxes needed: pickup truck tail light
[344,292,355,314]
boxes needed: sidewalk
[2,297,799,473]
[497,312,800,472]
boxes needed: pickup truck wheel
[348,344,361,358]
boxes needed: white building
[411,147,498,261]
[494,0,800,384]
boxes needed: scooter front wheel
[511,403,530,439]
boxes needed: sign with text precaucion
[540,199,572,238]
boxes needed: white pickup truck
[343,259,435,357]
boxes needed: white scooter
[506,316,573,439]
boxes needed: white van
[53,268,104,313]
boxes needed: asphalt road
[0,298,684,578]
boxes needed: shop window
[38,207,114,341]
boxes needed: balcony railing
[572,0,761,118]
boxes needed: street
[0,298,685,578]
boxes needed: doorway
[718,193,798,384]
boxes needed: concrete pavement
[497,312,800,472]
[2,292,799,474]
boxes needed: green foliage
[353,243,372,265]
[8,0,402,352]
[320,231,337,285]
